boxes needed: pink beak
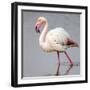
[35,24,41,33]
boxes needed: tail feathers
[65,38,79,47]
[70,43,79,47]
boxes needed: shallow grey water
[22,10,80,78]
[22,62,80,77]
[45,63,80,76]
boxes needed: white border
[18,5,86,84]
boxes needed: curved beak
[35,24,41,33]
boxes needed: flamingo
[35,17,78,67]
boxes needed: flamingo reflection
[56,64,73,76]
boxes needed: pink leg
[64,51,73,65]
[57,51,60,65]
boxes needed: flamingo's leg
[56,62,60,76]
[57,51,60,65]
[64,51,73,65]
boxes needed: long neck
[39,22,48,46]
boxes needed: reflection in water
[56,64,73,76]
[64,65,73,75]
[44,62,80,76]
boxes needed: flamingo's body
[40,27,73,52]
[35,17,78,66]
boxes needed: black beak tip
[36,29,40,33]
[35,26,37,30]
[35,26,40,33]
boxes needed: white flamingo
[35,17,78,66]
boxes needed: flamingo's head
[35,17,47,33]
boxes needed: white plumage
[44,27,71,52]
[35,17,78,66]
